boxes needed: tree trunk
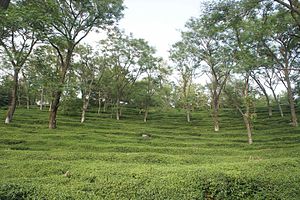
[0,0,10,9]
[116,99,120,120]
[17,84,21,107]
[48,91,62,129]
[186,108,191,123]
[26,95,30,109]
[81,98,88,123]
[40,88,44,111]
[244,74,253,144]
[81,105,86,123]
[144,108,148,122]
[5,69,19,124]
[243,114,253,145]
[97,91,101,115]
[284,68,298,127]
[251,75,272,117]
[212,96,219,132]
[81,90,91,123]
[268,103,272,117]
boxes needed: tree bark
[243,114,253,145]
[48,91,62,129]
[212,95,219,131]
[97,91,101,115]
[186,108,191,123]
[116,99,120,120]
[251,74,272,117]
[40,88,44,111]
[81,90,92,123]
[26,95,30,109]
[5,68,20,124]
[0,0,10,9]
[144,108,148,122]
[244,75,253,144]
[284,68,298,127]
[81,102,87,123]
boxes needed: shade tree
[35,0,124,128]
[177,3,233,130]
[99,29,155,120]
[0,1,41,123]
[170,39,200,122]
[259,7,299,127]
[73,44,106,123]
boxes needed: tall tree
[37,0,124,128]
[170,40,199,122]
[132,57,163,122]
[181,9,232,130]
[225,76,256,144]
[260,8,299,127]
[99,29,151,120]
[74,44,104,123]
[0,1,39,123]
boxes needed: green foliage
[0,183,36,200]
[60,97,82,116]
[0,75,12,107]
[0,107,299,199]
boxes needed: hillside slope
[0,107,299,199]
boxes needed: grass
[0,106,299,199]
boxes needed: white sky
[118,0,203,59]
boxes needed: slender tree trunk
[40,88,44,111]
[244,75,253,144]
[284,68,298,127]
[0,0,10,9]
[251,75,272,117]
[17,84,21,107]
[97,91,101,115]
[212,96,219,132]
[81,100,88,123]
[186,109,191,122]
[116,99,120,120]
[48,91,62,129]
[243,114,253,145]
[268,102,272,117]
[271,88,283,117]
[81,89,92,123]
[26,95,30,109]
[5,69,20,124]
[144,107,148,122]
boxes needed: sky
[118,0,204,59]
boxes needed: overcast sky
[118,0,203,59]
